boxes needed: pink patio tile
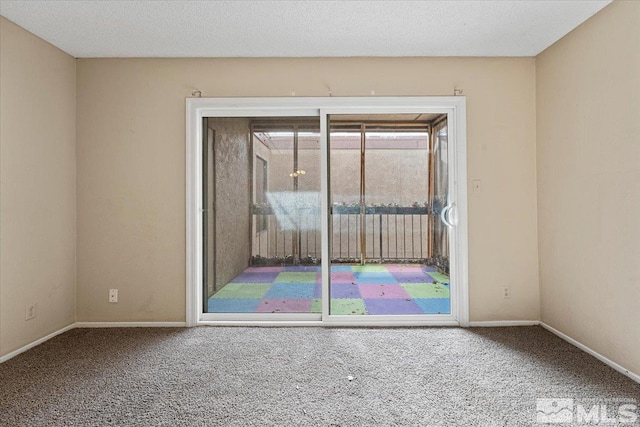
[384,265,424,273]
[317,272,356,284]
[358,284,410,299]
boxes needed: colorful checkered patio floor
[207,264,450,315]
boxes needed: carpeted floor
[1,327,638,426]
[208,264,450,315]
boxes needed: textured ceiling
[0,0,611,58]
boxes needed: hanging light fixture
[289,169,306,178]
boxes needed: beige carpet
[1,326,638,426]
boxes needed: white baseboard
[469,320,540,327]
[3,320,637,385]
[0,323,76,364]
[540,322,640,385]
[1,321,187,363]
[75,322,187,328]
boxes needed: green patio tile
[401,283,450,298]
[330,298,367,315]
[211,283,270,299]
[274,272,318,283]
[311,298,322,313]
[428,272,450,284]
[352,265,387,273]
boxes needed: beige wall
[0,17,76,357]
[537,1,640,375]
[3,3,638,378]
[76,56,539,322]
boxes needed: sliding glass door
[191,97,466,325]
[203,118,323,316]
[327,114,452,319]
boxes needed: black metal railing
[251,204,447,270]
[251,207,321,265]
[330,205,429,262]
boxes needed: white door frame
[185,97,468,327]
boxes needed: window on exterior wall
[255,156,268,233]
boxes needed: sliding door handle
[440,204,453,228]
[448,203,457,226]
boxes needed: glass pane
[364,127,429,261]
[205,118,322,314]
[296,126,322,265]
[329,114,450,316]
[432,121,450,273]
[330,127,362,263]
[255,156,267,233]
[203,124,215,311]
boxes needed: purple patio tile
[358,284,410,299]
[364,298,424,315]
[230,272,279,283]
[330,283,361,299]
[255,298,313,313]
[391,272,434,283]
[244,266,283,273]
[422,266,437,272]
[313,284,322,298]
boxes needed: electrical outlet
[109,289,118,303]
[25,303,37,321]
[503,286,511,299]
[472,179,482,193]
